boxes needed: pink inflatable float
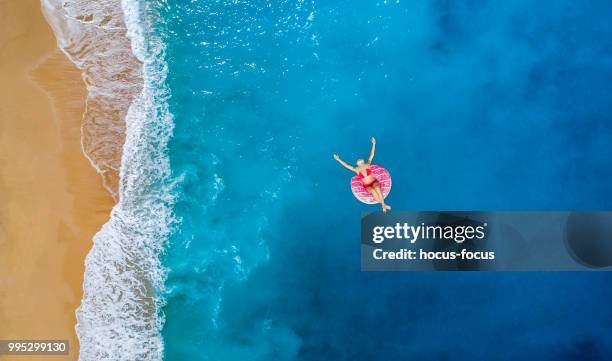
[350,164,392,204]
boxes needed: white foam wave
[41,0,142,199]
[41,0,174,360]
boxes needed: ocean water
[158,0,612,360]
[44,0,612,360]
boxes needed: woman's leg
[373,183,390,211]
[366,186,388,212]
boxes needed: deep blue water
[157,0,612,360]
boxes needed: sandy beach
[0,0,114,359]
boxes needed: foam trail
[41,0,174,360]
[41,0,142,199]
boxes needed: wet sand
[0,0,114,360]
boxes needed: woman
[333,137,391,212]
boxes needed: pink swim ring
[350,164,392,204]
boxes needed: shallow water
[155,0,612,360]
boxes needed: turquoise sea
[52,0,612,359]
[153,0,612,360]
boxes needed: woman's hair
[356,158,365,165]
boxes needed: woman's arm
[333,154,356,172]
[367,137,376,164]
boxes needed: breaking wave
[41,0,142,199]
[41,0,174,360]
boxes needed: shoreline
[0,1,114,360]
